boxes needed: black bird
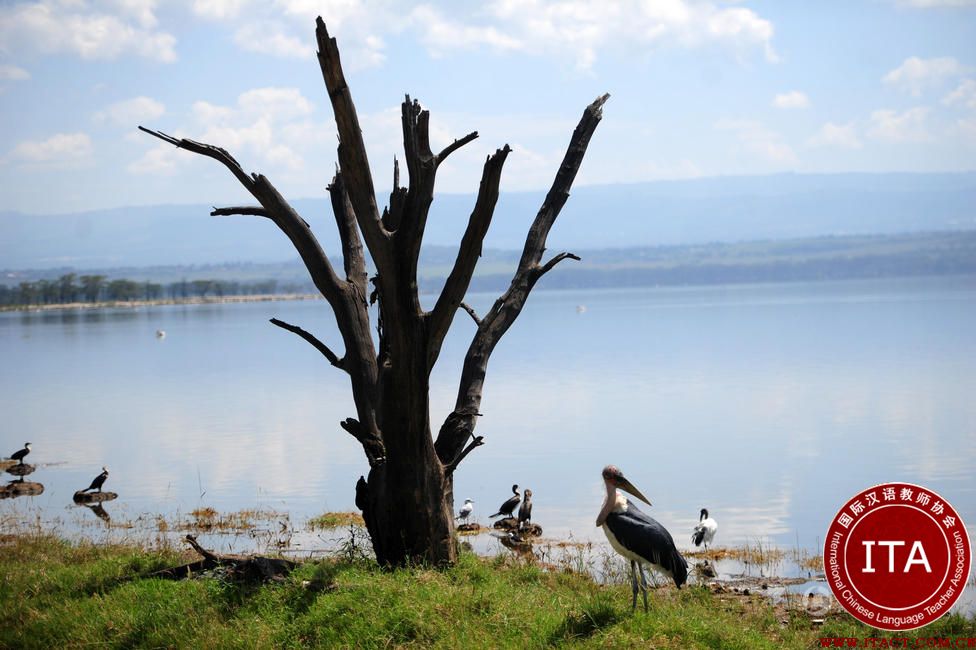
[9,442,31,465]
[518,488,533,529]
[83,467,109,492]
[597,465,688,611]
[489,484,520,518]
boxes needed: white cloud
[234,22,311,59]
[94,96,165,127]
[108,0,158,28]
[943,79,976,109]
[868,107,931,142]
[0,1,177,62]
[715,118,797,164]
[409,5,523,57]
[0,64,30,80]
[237,87,314,120]
[882,56,967,96]
[807,122,862,149]
[127,142,182,174]
[192,0,248,20]
[896,0,976,7]
[956,117,976,143]
[772,91,810,109]
[410,1,777,71]
[8,132,93,165]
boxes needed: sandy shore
[1,293,324,313]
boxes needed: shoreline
[0,293,324,313]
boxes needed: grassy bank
[1,534,972,649]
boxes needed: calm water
[2,276,975,558]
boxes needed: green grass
[1,534,973,649]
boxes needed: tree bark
[141,16,606,567]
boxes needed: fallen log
[0,480,43,499]
[73,491,118,504]
[151,535,298,582]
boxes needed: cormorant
[489,484,520,518]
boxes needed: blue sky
[0,0,974,214]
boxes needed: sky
[0,0,974,215]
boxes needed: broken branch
[269,318,344,370]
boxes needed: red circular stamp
[824,482,971,630]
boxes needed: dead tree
[141,17,607,567]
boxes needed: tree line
[0,273,306,307]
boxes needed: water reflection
[1,277,974,554]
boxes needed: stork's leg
[629,560,639,611]
[637,564,649,612]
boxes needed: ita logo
[824,482,971,631]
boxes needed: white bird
[692,508,718,551]
[457,498,474,523]
[597,465,688,611]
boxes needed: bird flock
[458,465,719,611]
[3,442,114,515]
[7,443,718,612]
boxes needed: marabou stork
[518,489,533,528]
[83,467,109,492]
[597,465,688,611]
[457,498,474,523]
[489,484,520,518]
[9,442,31,465]
[692,508,718,551]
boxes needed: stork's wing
[608,500,688,587]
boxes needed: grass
[1,533,973,649]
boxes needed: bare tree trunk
[141,16,607,567]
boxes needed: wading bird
[457,498,474,523]
[83,467,109,493]
[692,508,718,551]
[597,465,688,611]
[9,442,31,465]
[518,489,533,529]
[489,484,520,519]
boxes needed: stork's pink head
[601,465,652,506]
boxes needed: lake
[2,276,975,561]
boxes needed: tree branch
[315,17,389,262]
[536,252,581,279]
[436,131,479,165]
[443,435,484,478]
[270,318,345,370]
[340,418,386,466]
[459,302,481,326]
[210,206,271,219]
[328,171,368,298]
[139,126,254,190]
[434,95,609,464]
[426,146,511,371]
[517,93,609,276]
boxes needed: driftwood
[73,491,118,504]
[0,480,44,499]
[492,517,543,537]
[152,535,297,582]
[4,463,36,478]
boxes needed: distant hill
[1,172,974,270]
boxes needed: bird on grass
[597,465,688,611]
[489,484,520,519]
[82,467,109,493]
[518,489,533,529]
[457,498,474,523]
[9,442,31,465]
[692,508,718,551]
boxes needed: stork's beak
[618,477,652,506]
